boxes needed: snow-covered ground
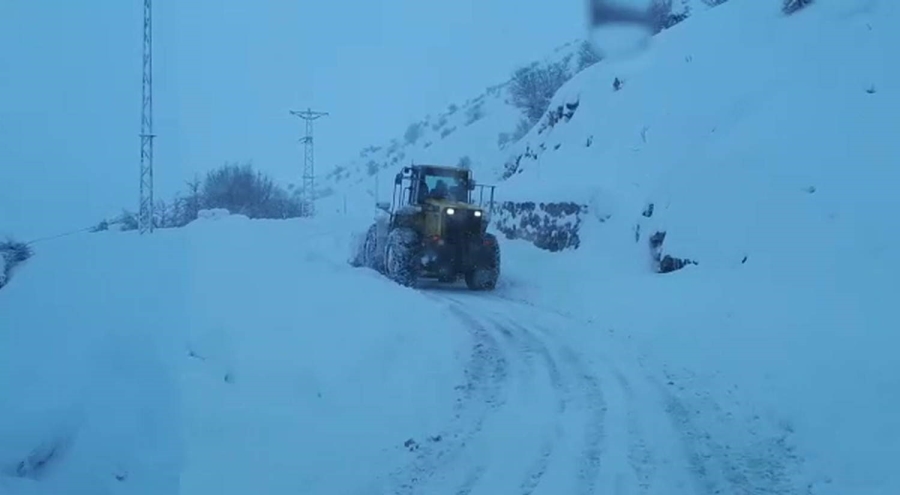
[0,214,468,494]
[0,213,812,495]
[2,0,898,494]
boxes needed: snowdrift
[0,215,475,494]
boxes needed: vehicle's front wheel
[384,227,421,287]
[465,234,500,291]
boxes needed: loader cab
[392,164,494,211]
[407,165,472,206]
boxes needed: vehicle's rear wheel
[385,227,422,287]
[363,224,384,273]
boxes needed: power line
[138,0,155,234]
[25,225,95,246]
[289,108,328,217]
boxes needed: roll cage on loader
[358,164,500,290]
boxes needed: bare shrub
[508,61,571,123]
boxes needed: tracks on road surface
[370,289,805,495]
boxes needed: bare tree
[577,41,603,71]
[465,103,485,125]
[168,194,186,227]
[184,175,202,223]
[403,122,423,144]
[508,61,571,123]
[0,237,33,289]
[153,199,169,228]
[783,0,813,15]
[649,0,690,33]
[201,162,301,219]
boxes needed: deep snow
[0,214,812,495]
[2,0,898,494]
[0,214,475,494]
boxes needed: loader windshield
[420,168,470,203]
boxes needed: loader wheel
[385,227,422,288]
[465,234,500,291]
[363,224,384,273]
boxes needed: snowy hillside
[2,0,898,495]
[330,0,899,492]
[477,0,900,492]
[315,0,714,218]
[315,38,597,216]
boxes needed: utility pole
[289,108,328,217]
[138,0,155,234]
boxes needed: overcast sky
[0,0,586,238]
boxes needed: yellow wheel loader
[357,164,500,290]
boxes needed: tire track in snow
[383,302,509,495]
[432,291,804,495]
[436,294,573,494]
[443,293,608,495]
[491,314,538,386]
[496,318,569,495]
[504,317,607,495]
[651,372,803,495]
[556,343,607,495]
[551,336,654,495]
[655,377,746,495]
[457,294,617,495]
[453,465,486,495]
[611,368,655,494]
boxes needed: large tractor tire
[465,233,500,291]
[384,227,422,288]
[362,224,385,273]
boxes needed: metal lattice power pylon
[138,0,155,234]
[290,108,328,217]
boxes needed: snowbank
[0,232,185,494]
[171,217,475,493]
[0,216,474,494]
[194,208,233,221]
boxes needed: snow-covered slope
[314,0,717,219]
[475,0,900,492]
[333,0,897,492]
[315,39,596,216]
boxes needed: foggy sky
[0,0,585,239]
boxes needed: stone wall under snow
[490,198,698,275]
[491,201,588,252]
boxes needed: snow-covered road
[0,215,859,495]
[368,283,803,495]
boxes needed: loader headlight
[474,210,482,217]
[446,207,455,215]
